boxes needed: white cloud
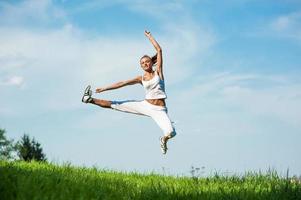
[273,16,291,31]
[0,76,24,87]
[7,76,24,86]
[0,0,66,26]
[65,0,118,14]
[174,72,301,130]
[270,11,301,40]
[0,52,30,71]
[222,84,301,125]
[125,0,184,18]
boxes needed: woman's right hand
[95,88,105,93]
[144,30,152,38]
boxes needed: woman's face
[140,57,153,71]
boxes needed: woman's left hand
[95,88,105,93]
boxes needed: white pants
[111,100,176,137]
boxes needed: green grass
[0,161,300,200]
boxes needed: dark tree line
[0,128,46,162]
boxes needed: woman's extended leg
[90,98,112,108]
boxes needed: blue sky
[1,0,301,176]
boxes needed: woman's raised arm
[144,31,164,80]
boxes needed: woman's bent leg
[151,110,176,154]
[151,110,176,144]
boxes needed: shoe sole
[84,85,91,95]
[160,137,168,154]
[82,85,91,103]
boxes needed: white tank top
[141,71,167,100]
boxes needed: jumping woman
[81,30,176,154]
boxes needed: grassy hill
[0,160,300,200]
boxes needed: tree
[0,128,15,160]
[15,134,47,162]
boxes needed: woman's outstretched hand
[95,88,105,93]
[144,30,151,38]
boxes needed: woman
[82,30,176,154]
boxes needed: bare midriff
[146,98,166,107]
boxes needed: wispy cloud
[125,0,185,18]
[64,0,115,14]
[0,76,24,87]
[270,11,301,40]
[174,72,301,130]
[0,0,66,26]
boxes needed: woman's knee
[165,130,176,138]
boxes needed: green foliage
[0,129,15,160]
[15,134,46,162]
[0,161,300,200]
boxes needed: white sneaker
[160,137,168,154]
[82,85,93,103]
